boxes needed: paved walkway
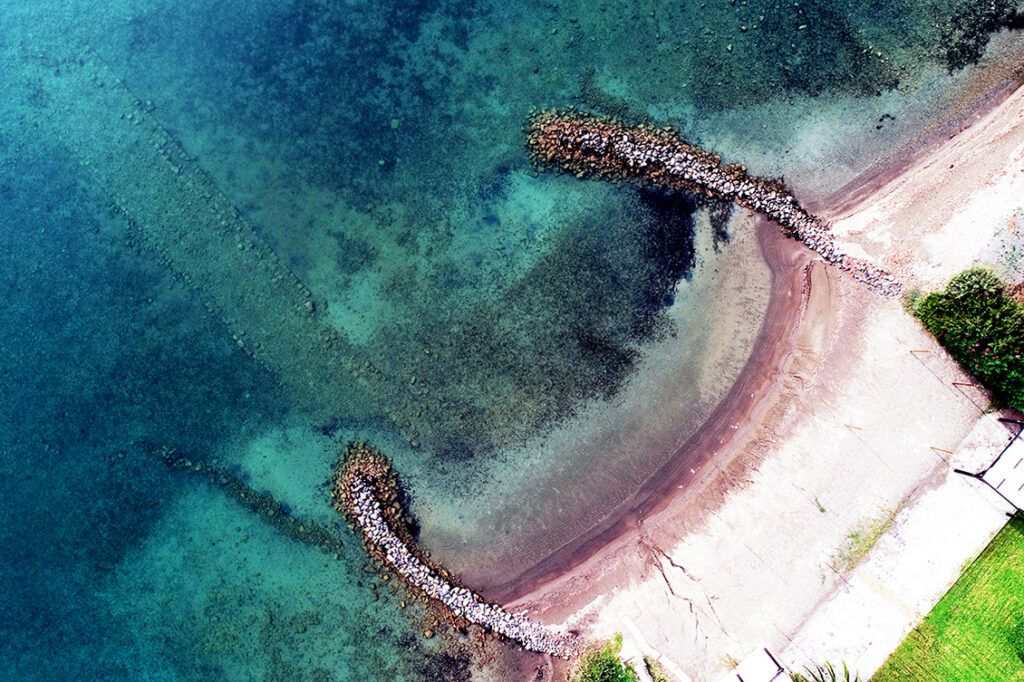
[620,615,692,682]
[779,417,1016,678]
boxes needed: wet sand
[474,217,809,606]
[819,76,1024,220]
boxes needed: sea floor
[1,0,1022,679]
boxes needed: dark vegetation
[1012,615,1024,664]
[381,186,700,460]
[643,656,671,682]
[905,267,1024,411]
[791,661,861,682]
[941,1,1024,71]
[569,635,639,682]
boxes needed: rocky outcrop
[333,443,580,659]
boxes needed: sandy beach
[504,65,1024,681]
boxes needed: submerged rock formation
[332,443,580,659]
[157,446,349,556]
[526,109,901,296]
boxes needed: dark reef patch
[415,649,474,682]
[364,185,700,459]
[330,230,379,274]
[941,1,1023,71]
[570,0,1022,114]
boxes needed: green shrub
[1010,615,1024,663]
[570,634,639,682]
[789,661,860,682]
[901,287,924,315]
[643,655,671,682]
[913,267,1024,411]
[945,266,1005,299]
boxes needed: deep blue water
[0,0,1020,679]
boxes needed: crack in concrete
[643,539,731,637]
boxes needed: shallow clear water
[1,0,1020,678]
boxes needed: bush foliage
[913,267,1024,411]
[1011,615,1024,663]
[643,655,671,682]
[569,634,639,682]
[789,661,860,682]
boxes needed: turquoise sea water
[1,0,1021,679]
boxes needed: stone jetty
[527,110,901,297]
[333,443,581,659]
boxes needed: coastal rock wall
[526,110,901,296]
[333,444,580,659]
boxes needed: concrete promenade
[778,417,1015,679]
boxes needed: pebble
[344,474,580,659]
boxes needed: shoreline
[479,217,810,607]
[497,72,1024,645]
[817,76,1024,221]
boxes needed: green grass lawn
[873,516,1024,681]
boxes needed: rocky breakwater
[332,443,581,659]
[526,110,901,297]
